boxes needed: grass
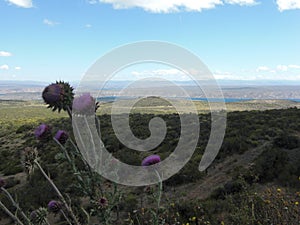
[97,98,300,115]
[0,101,68,129]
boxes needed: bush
[273,133,300,149]
[254,148,289,183]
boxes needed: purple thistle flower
[141,155,161,167]
[0,177,6,188]
[72,93,96,115]
[54,130,69,144]
[42,81,74,113]
[42,83,63,104]
[34,124,51,140]
[47,200,62,213]
[98,197,108,208]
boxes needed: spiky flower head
[141,155,161,167]
[42,83,62,104]
[42,81,74,112]
[72,93,96,115]
[54,130,69,145]
[34,124,51,140]
[21,147,38,174]
[98,197,108,208]
[30,208,48,224]
[47,200,62,213]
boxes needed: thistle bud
[54,130,69,145]
[72,93,96,115]
[34,124,51,140]
[141,155,161,167]
[47,200,62,213]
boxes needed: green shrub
[254,148,289,183]
[273,133,300,149]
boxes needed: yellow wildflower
[295,201,299,206]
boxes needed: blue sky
[0,0,300,82]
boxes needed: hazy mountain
[1,80,300,100]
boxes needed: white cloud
[276,0,300,11]
[88,0,300,12]
[255,64,300,74]
[43,19,60,26]
[88,0,263,12]
[0,64,9,70]
[288,64,300,69]
[132,68,184,76]
[85,24,92,28]
[15,66,21,70]
[276,65,288,72]
[213,70,246,80]
[0,51,12,57]
[6,0,33,8]
[225,0,258,6]
[94,0,224,13]
[216,64,300,80]
[256,66,270,72]
[276,64,300,71]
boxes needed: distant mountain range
[1,80,300,101]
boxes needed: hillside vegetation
[0,100,299,224]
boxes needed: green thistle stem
[60,209,72,225]
[148,170,163,225]
[34,160,80,225]
[66,106,72,119]
[1,187,31,224]
[69,138,104,198]
[154,170,163,214]
[45,218,51,225]
[53,138,72,162]
[0,200,25,225]
[81,207,90,224]
[54,137,89,196]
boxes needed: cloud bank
[6,0,300,12]
[257,64,300,73]
[89,0,300,12]
[89,0,260,13]
[276,0,300,11]
[0,64,9,70]
[0,51,12,57]
[6,0,33,8]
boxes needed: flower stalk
[1,187,31,224]
[0,200,25,225]
[34,159,80,225]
